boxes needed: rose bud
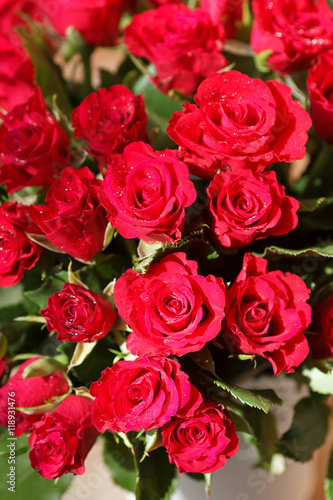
[0,86,71,193]
[99,142,196,244]
[162,400,239,474]
[0,202,42,288]
[124,4,227,96]
[200,0,244,38]
[41,282,117,343]
[29,394,99,479]
[206,169,299,249]
[251,0,333,74]
[90,356,202,433]
[0,357,70,436]
[114,252,225,357]
[167,70,312,179]
[308,295,333,359]
[29,167,109,262]
[220,253,311,375]
[71,85,148,170]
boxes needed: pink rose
[220,253,311,375]
[251,0,333,74]
[99,142,196,244]
[29,167,108,262]
[90,356,202,433]
[162,400,239,473]
[0,357,69,436]
[41,282,117,343]
[206,169,299,249]
[114,252,225,357]
[0,202,42,288]
[167,71,312,179]
[124,4,227,95]
[0,87,71,193]
[29,394,99,479]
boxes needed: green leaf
[325,448,333,500]
[24,272,68,311]
[213,378,282,413]
[244,409,279,469]
[303,367,333,395]
[259,244,333,260]
[16,23,73,116]
[134,445,178,500]
[67,341,97,372]
[22,357,66,378]
[279,396,329,462]
[0,433,72,500]
[298,197,329,212]
[254,49,273,74]
[132,75,183,149]
[103,433,136,493]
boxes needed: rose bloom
[200,0,244,38]
[0,0,49,35]
[168,70,312,179]
[124,4,227,95]
[0,358,69,436]
[162,400,239,474]
[251,0,333,74]
[0,35,35,113]
[46,0,129,46]
[41,282,117,343]
[0,86,71,193]
[99,142,196,244]
[71,85,148,165]
[220,253,311,375]
[206,169,299,249]
[90,356,201,433]
[114,252,225,357]
[307,53,333,144]
[29,394,99,479]
[0,202,42,288]
[29,167,108,262]
[308,295,333,359]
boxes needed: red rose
[114,252,225,357]
[220,253,311,375]
[47,0,129,46]
[29,394,99,479]
[29,167,108,262]
[71,85,148,166]
[99,142,196,244]
[41,282,117,343]
[0,357,69,436]
[0,86,71,193]
[167,71,312,179]
[308,295,333,359]
[148,0,182,6]
[206,169,299,249]
[200,0,244,38]
[124,4,227,95]
[251,0,333,74]
[90,356,202,433]
[0,202,42,288]
[161,400,239,474]
[0,35,34,113]
[307,53,333,144]
[0,0,49,35]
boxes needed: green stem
[303,142,333,197]
[81,46,94,95]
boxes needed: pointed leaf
[213,378,282,413]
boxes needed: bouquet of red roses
[1,1,333,499]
